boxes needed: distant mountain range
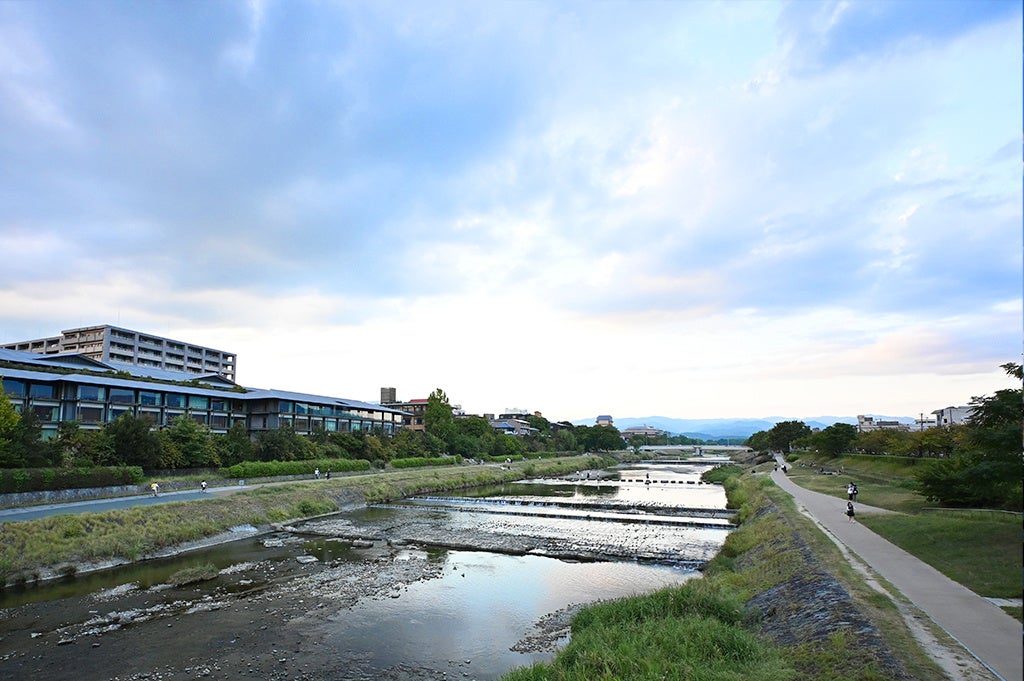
[572,415,916,440]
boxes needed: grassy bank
[502,472,945,681]
[785,453,1022,604]
[0,456,605,585]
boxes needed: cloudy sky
[1,1,1020,422]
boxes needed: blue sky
[0,1,1020,422]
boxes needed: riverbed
[0,463,731,680]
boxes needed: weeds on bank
[503,475,929,681]
[0,455,602,585]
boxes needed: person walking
[151,482,159,497]
[200,480,208,493]
[845,501,855,523]
[847,482,855,500]
[851,484,858,502]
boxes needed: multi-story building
[0,348,404,440]
[2,325,237,382]
[380,395,429,431]
[931,406,974,426]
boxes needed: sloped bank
[502,471,941,681]
[0,456,609,586]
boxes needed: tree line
[743,363,1022,510]
[0,387,634,470]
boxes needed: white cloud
[0,1,1019,421]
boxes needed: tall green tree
[807,423,857,457]
[424,388,455,445]
[105,413,161,468]
[0,384,20,467]
[768,420,811,452]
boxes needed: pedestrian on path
[845,501,855,522]
[851,484,858,502]
[151,482,159,496]
[847,482,855,500]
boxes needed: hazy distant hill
[571,415,915,439]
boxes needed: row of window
[2,379,240,411]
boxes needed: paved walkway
[770,462,1022,681]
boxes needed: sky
[0,1,1020,423]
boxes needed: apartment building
[2,324,237,382]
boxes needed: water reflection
[318,549,698,680]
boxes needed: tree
[767,420,811,452]
[215,421,255,466]
[0,384,21,468]
[807,423,857,457]
[744,430,771,452]
[164,416,220,468]
[424,388,454,445]
[105,413,161,468]
[916,363,1022,510]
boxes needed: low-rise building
[856,415,911,433]
[1,348,404,439]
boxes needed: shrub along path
[771,461,1022,681]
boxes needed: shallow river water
[0,461,733,680]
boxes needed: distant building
[621,425,669,439]
[931,406,974,426]
[856,415,910,433]
[380,387,397,404]
[489,417,538,437]
[380,394,429,431]
[595,415,614,427]
[2,324,236,382]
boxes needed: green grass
[0,455,605,584]
[858,511,1022,598]
[784,454,928,513]
[502,475,944,681]
[783,453,1022,600]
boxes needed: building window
[210,414,228,429]
[29,383,58,399]
[78,385,106,401]
[188,395,209,410]
[295,403,308,415]
[77,406,104,423]
[279,401,293,413]
[32,405,59,422]
[165,393,185,408]
[210,399,227,411]
[139,391,162,406]
[191,413,208,425]
[109,388,135,404]
[109,406,133,421]
[2,379,26,397]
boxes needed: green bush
[221,458,370,479]
[0,466,144,494]
[390,456,461,469]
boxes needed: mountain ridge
[571,414,916,439]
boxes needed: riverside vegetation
[0,455,608,585]
[502,451,1023,680]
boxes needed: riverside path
[770,462,1022,681]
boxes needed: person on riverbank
[851,484,858,502]
[151,482,159,496]
[846,501,855,523]
[200,480,207,492]
[847,483,855,501]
